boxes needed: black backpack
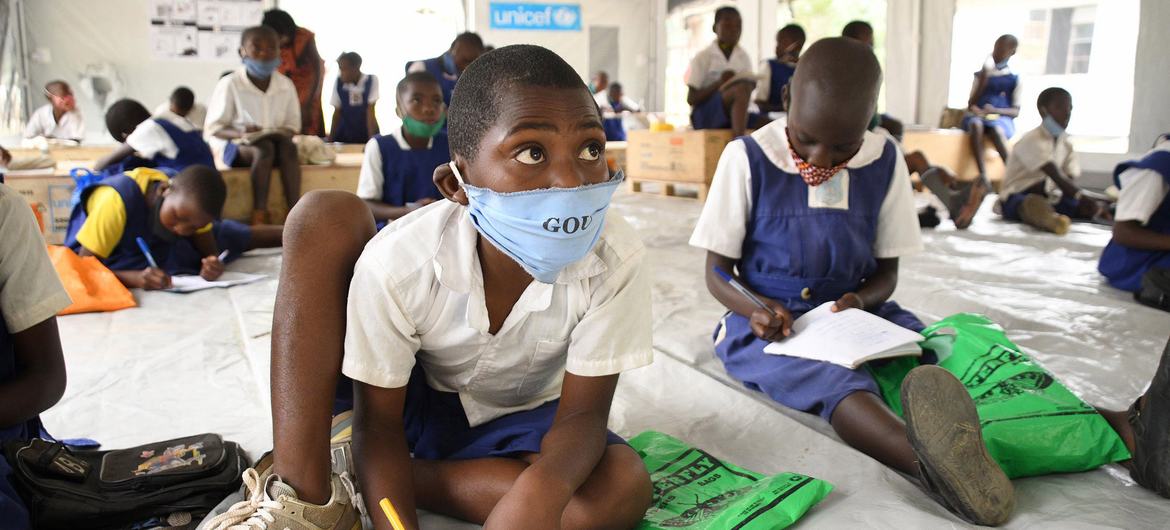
[3,433,247,529]
[1136,267,1170,313]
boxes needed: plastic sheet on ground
[46,190,1170,529]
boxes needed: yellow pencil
[379,497,407,530]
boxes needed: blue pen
[135,237,160,269]
[714,266,777,317]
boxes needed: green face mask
[402,114,446,138]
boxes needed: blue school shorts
[1001,192,1082,221]
[714,301,930,422]
[691,93,730,130]
[402,366,626,460]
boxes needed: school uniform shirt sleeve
[367,75,380,104]
[342,249,421,389]
[63,111,86,140]
[23,105,50,138]
[0,185,71,333]
[689,140,751,259]
[356,137,385,201]
[125,120,179,160]
[279,78,302,132]
[685,51,709,89]
[565,242,653,376]
[73,187,128,259]
[204,76,236,137]
[329,82,341,108]
[406,61,426,74]
[1115,168,1170,224]
[1011,131,1053,173]
[622,96,641,112]
[1062,140,1081,179]
[873,148,923,258]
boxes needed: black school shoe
[1129,336,1170,496]
[902,365,1015,526]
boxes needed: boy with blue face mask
[204,25,302,225]
[997,87,1111,234]
[206,44,652,530]
[355,72,449,228]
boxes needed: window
[948,0,1137,153]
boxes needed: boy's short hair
[778,23,806,41]
[451,32,484,50]
[1037,87,1071,109]
[170,165,227,218]
[241,25,278,47]
[105,99,151,139]
[996,34,1019,46]
[714,6,740,24]
[44,80,70,96]
[841,20,874,39]
[337,51,362,68]
[396,71,441,99]
[609,82,623,92]
[448,44,586,161]
[170,87,195,114]
[260,9,297,41]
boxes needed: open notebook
[165,272,265,293]
[763,302,923,369]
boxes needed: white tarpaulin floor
[46,190,1170,529]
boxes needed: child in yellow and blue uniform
[63,166,276,290]
[1100,134,1170,292]
[328,51,380,144]
[0,182,71,527]
[355,72,449,229]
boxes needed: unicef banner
[489,3,582,31]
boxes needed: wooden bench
[901,128,1008,191]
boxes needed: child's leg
[988,126,1011,163]
[722,82,753,137]
[273,135,302,211]
[966,120,989,178]
[411,446,651,529]
[233,141,276,214]
[245,224,283,249]
[830,391,918,475]
[270,190,376,504]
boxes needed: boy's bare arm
[836,257,899,312]
[484,372,619,528]
[1113,221,1170,252]
[0,318,66,426]
[353,381,419,530]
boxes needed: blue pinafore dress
[333,76,374,144]
[1099,149,1170,292]
[713,136,925,421]
[962,66,1019,139]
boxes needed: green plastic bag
[869,313,1131,479]
[629,431,833,529]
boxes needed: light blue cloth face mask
[1042,115,1066,138]
[243,57,281,78]
[450,161,624,283]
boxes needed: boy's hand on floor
[200,256,225,281]
[140,267,171,290]
[750,301,792,342]
[832,292,865,312]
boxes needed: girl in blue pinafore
[331,52,379,144]
[1099,137,1170,292]
[691,120,926,421]
[962,34,1021,183]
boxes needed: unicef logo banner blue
[489,3,582,31]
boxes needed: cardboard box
[605,141,627,172]
[5,170,77,244]
[902,128,1007,190]
[626,129,732,183]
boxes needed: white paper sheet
[763,301,924,368]
[165,271,265,293]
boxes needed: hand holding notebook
[763,301,923,368]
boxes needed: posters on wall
[149,0,263,60]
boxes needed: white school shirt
[593,92,641,114]
[355,127,433,201]
[0,183,72,334]
[23,104,85,141]
[343,200,653,427]
[125,111,198,161]
[1000,125,1080,198]
[1115,138,1170,224]
[203,67,301,161]
[685,40,754,90]
[153,102,207,132]
[689,118,923,260]
[330,74,380,108]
